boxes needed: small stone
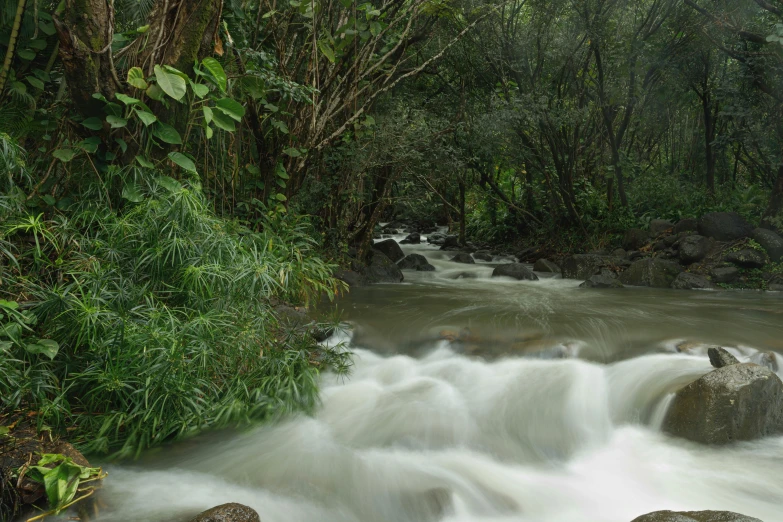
[450,252,475,264]
[189,503,261,522]
[708,347,739,368]
[631,510,762,522]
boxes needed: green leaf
[29,39,47,51]
[215,98,245,121]
[283,147,301,158]
[26,76,44,90]
[136,155,154,168]
[275,193,287,201]
[0,300,19,310]
[77,136,101,153]
[127,67,148,89]
[122,183,144,203]
[211,109,236,132]
[205,124,213,139]
[115,93,140,105]
[82,117,103,130]
[18,49,36,61]
[318,40,336,63]
[115,138,128,153]
[202,106,213,125]
[168,152,198,174]
[146,83,165,101]
[39,21,56,36]
[152,123,183,144]
[52,149,76,162]
[191,82,209,98]
[106,115,128,128]
[157,176,181,193]
[271,119,289,134]
[40,195,55,206]
[134,109,157,126]
[154,65,187,100]
[370,22,382,36]
[136,24,150,33]
[44,461,82,511]
[201,57,227,92]
[32,69,50,82]
[25,339,59,360]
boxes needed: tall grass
[0,151,350,459]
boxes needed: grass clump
[1,170,350,459]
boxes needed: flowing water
[93,232,783,522]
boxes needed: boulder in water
[631,510,762,522]
[708,347,739,368]
[189,503,261,522]
[473,251,493,262]
[366,250,404,283]
[618,258,682,288]
[671,272,716,290]
[439,235,460,250]
[750,351,779,372]
[662,363,783,444]
[649,219,675,237]
[678,235,712,264]
[374,239,405,263]
[427,232,446,245]
[698,212,753,241]
[533,259,560,273]
[724,248,767,269]
[334,269,366,287]
[400,232,421,245]
[492,263,539,281]
[561,254,627,280]
[710,266,739,283]
[450,252,475,264]
[751,227,783,262]
[623,228,650,250]
[580,273,623,288]
[398,253,435,271]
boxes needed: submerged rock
[492,263,539,281]
[561,254,627,280]
[580,273,623,288]
[450,252,475,264]
[373,239,405,263]
[671,272,716,290]
[398,254,435,271]
[631,510,762,522]
[533,258,560,273]
[190,503,261,522]
[662,363,783,444]
[708,347,739,368]
[698,212,753,241]
[618,258,682,288]
[473,251,493,261]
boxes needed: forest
[2,0,783,519]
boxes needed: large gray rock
[533,259,560,273]
[671,272,716,290]
[662,363,783,444]
[751,227,783,262]
[710,266,739,283]
[580,272,623,288]
[678,235,712,264]
[366,250,404,283]
[473,251,493,262]
[724,248,767,269]
[190,503,261,522]
[398,254,435,271]
[631,510,762,522]
[649,219,675,237]
[450,252,475,264]
[427,232,446,245]
[708,347,740,368]
[698,212,753,241]
[334,269,366,287]
[618,258,682,288]
[561,254,628,280]
[492,263,539,281]
[439,235,460,250]
[373,239,405,263]
[623,228,650,250]
[400,232,421,245]
[674,218,699,234]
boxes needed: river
[92,233,783,522]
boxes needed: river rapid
[93,233,783,522]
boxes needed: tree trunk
[762,164,783,233]
[0,0,27,95]
[701,92,716,194]
[458,179,466,245]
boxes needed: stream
[92,233,783,522]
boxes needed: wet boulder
[631,510,762,522]
[618,258,682,288]
[427,232,446,245]
[533,259,560,273]
[400,232,421,245]
[710,266,739,284]
[190,503,261,522]
[708,347,739,368]
[334,269,366,287]
[750,227,783,262]
[698,212,753,241]
[450,252,475,264]
[473,251,493,262]
[365,250,404,283]
[439,235,460,250]
[671,272,716,290]
[662,363,783,444]
[674,218,699,234]
[678,235,712,264]
[623,228,650,251]
[561,254,627,280]
[492,263,539,281]
[724,248,767,269]
[649,219,675,237]
[580,272,623,289]
[398,254,435,271]
[373,239,405,263]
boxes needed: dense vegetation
[2,0,783,472]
